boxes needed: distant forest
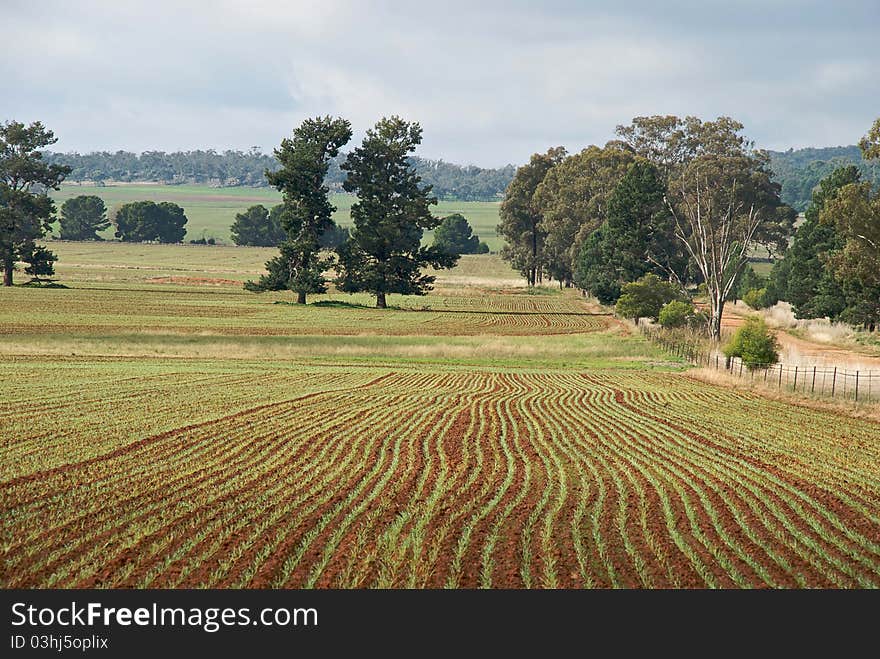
[43,145,877,207]
[767,145,880,211]
[42,149,517,202]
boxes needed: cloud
[3,0,878,165]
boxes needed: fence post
[739,360,744,377]
[831,367,837,397]
[855,371,859,402]
[811,366,816,394]
[793,366,798,391]
[778,364,783,388]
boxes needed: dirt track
[723,308,880,370]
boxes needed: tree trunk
[2,253,12,287]
[709,293,724,341]
[376,291,386,309]
[296,290,306,305]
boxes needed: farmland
[2,246,880,588]
[49,184,503,250]
[3,359,880,588]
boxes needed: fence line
[640,325,880,403]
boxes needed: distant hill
[42,150,515,202]
[767,145,880,211]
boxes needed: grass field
[49,184,504,251]
[2,242,880,588]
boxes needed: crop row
[2,368,879,588]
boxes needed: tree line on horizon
[42,143,878,210]
[41,149,517,202]
[497,115,880,338]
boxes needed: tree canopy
[614,274,685,323]
[819,179,880,330]
[42,149,516,201]
[859,117,880,160]
[1,120,70,286]
[723,316,779,368]
[573,161,682,303]
[497,147,566,286]
[59,195,109,240]
[666,151,788,339]
[113,201,187,243]
[230,204,286,247]
[769,166,860,320]
[433,214,484,255]
[766,145,879,211]
[534,145,635,286]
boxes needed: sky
[3,0,879,167]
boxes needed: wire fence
[640,325,880,403]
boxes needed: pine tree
[252,116,352,304]
[1,121,70,286]
[335,117,457,308]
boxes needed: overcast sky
[4,0,879,166]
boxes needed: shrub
[658,300,695,328]
[615,274,684,322]
[742,287,768,310]
[723,316,779,368]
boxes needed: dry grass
[685,366,880,423]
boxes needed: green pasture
[49,184,503,250]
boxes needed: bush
[742,287,769,310]
[615,274,685,322]
[658,300,695,328]
[723,316,779,368]
[475,241,490,254]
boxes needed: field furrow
[3,362,879,588]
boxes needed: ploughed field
[2,360,880,588]
[2,248,880,588]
